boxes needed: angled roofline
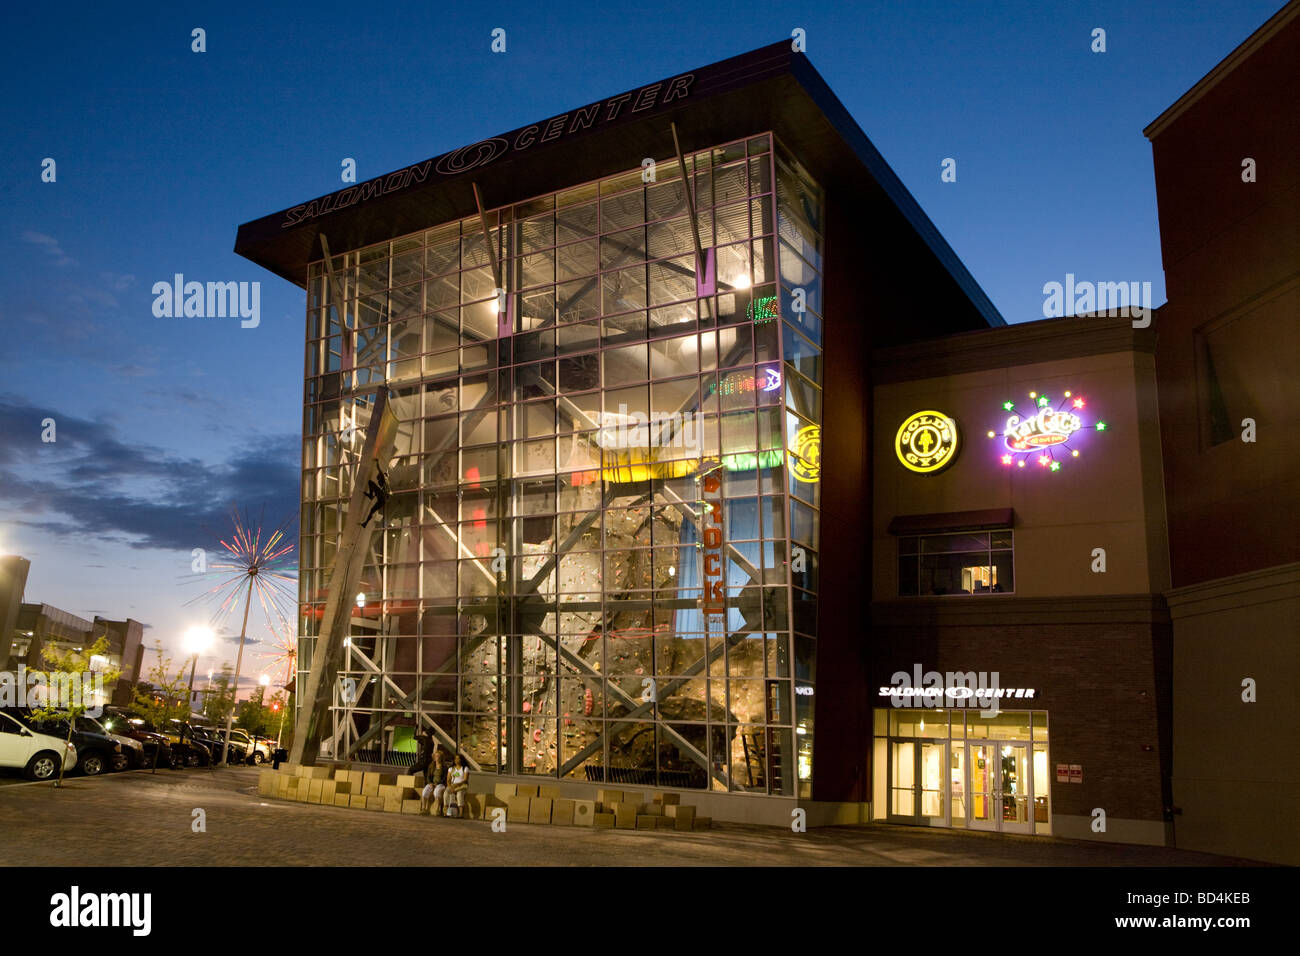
[235,40,1003,327]
[787,55,1004,326]
[1144,0,1298,140]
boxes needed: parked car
[2,708,122,777]
[199,727,252,765]
[223,728,264,763]
[164,719,213,767]
[0,711,77,780]
[77,715,143,771]
[252,735,278,762]
[101,709,179,769]
[192,725,233,763]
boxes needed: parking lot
[0,764,1264,867]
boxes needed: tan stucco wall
[873,348,1170,600]
[1168,563,1300,865]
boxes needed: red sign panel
[701,473,725,616]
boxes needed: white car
[226,728,270,763]
[0,711,78,780]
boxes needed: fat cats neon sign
[993,391,1106,471]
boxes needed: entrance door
[918,740,945,821]
[889,739,947,825]
[949,744,967,827]
[966,742,996,830]
[998,743,1032,834]
[964,740,1034,833]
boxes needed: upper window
[898,530,1014,596]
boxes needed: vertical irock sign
[700,471,725,616]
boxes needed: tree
[130,641,191,729]
[235,689,293,747]
[202,663,237,725]
[235,695,269,736]
[274,691,295,751]
[27,634,122,788]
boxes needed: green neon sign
[747,296,778,324]
[722,449,785,471]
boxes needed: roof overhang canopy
[234,41,1003,332]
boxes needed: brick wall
[870,617,1171,822]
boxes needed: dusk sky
[0,0,1281,690]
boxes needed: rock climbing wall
[446,489,773,783]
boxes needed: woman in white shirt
[443,754,470,817]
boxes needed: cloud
[100,272,136,293]
[67,286,122,310]
[143,386,206,405]
[0,394,299,553]
[22,230,75,267]
[115,364,155,379]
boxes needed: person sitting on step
[443,753,470,818]
[420,749,448,816]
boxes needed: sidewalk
[0,766,1264,867]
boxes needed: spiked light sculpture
[187,507,295,766]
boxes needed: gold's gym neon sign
[895,411,959,474]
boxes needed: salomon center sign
[280,73,695,228]
[879,667,1037,709]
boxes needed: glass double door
[889,739,946,822]
[966,741,1031,833]
[889,738,1035,834]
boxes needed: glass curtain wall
[298,134,824,796]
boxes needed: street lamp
[271,695,287,754]
[183,627,214,714]
[219,571,260,767]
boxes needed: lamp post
[256,673,270,737]
[275,696,288,747]
[183,627,214,717]
[220,573,256,767]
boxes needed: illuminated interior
[297,134,827,796]
[876,709,1051,834]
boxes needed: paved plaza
[0,766,1263,867]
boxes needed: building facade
[0,555,31,673]
[8,602,144,709]
[293,133,831,798]
[236,19,1296,855]
[1143,0,1300,865]
[868,317,1173,845]
[237,42,1000,822]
